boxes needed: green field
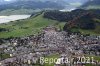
[0,13,65,38]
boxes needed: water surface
[0,15,30,24]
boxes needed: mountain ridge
[81,0,100,9]
[0,0,66,15]
[0,0,89,15]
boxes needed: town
[0,26,100,66]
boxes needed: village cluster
[0,26,100,66]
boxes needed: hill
[0,9,100,38]
[0,12,65,38]
[43,9,88,22]
[63,12,100,35]
[81,0,100,9]
[43,9,100,35]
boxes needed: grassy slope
[0,12,99,38]
[0,13,65,38]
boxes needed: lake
[0,15,30,24]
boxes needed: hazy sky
[0,0,92,4]
[0,0,86,1]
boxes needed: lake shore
[0,15,30,24]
